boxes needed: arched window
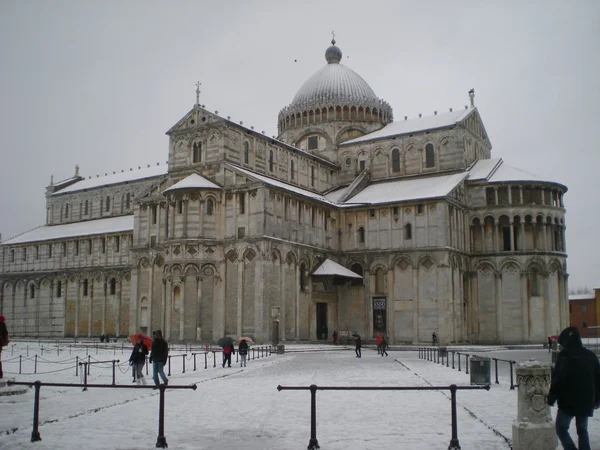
[404,223,412,240]
[358,227,365,243]
[109,278,116,295]
[105,196,111,212]
[392,148,401,173]
[56,280,62,297]
[528,268,541,297]
[64,204,70,218]
[290,160,295,180]
[30,284,35,299]
[84,200,89,215]
[299,263,307,291]
[243,142,249,164]
[206,199,214,216]
[193,142,202,163]
[83,279,89,296]
[126,193,131,209]
[269,150,274,172]
[425,144,435,168]
[350,263,363,286]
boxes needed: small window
[30,284,35,299]
[64,204,69,218]
[126,193,131,210]
[152,205,158,224]
[61,242,66,256]
[177,200,183,214]
[10,249,15,262]
[528,269,540,297]
[308,136,318,151]
[290,160,295,181]
[193,142,202,163]
[239,193,245,214]
[311,166,315,187]
[311,207,316,227]
[425,143,435,168]
[56,281,62,297]
[393,206,399,216]
[581,304,587,313]
[392,148,401,173]
[300,263,307,291]
[115,236,120,252]
[350,263,364,286]
[88,239,93,254]
[48,245,52,259]
[105,196,110,212]
[269,150,274,172]
[369,209,375,218]
[237,227,246,238]
[101,238,106,254]
[358,227,365,243]
[74,241,79,256]
[404,223,412,240]
[83,279,89,296]
[84,200,89,215]
[109,278,116,295]
[244,142,249,164]
[35,246,39,260]
[298,202,302,224]
[23,247,27,261]
[206,199,214,216]
[417,204,424,215]
[359,160,366,171]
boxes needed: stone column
[129,270,138,334]
[88,279,93,337]
[198,199,205,238]
[519,186,523,204]
[237,260,244,337]
[196,275,202,340]
[507,185,512,204]
[75,279,80,338]
[116,279,122,337]
[480,223,485,252]
[494,187,499,206]
[295,262,300,342]
[521,273,529,343]
[511,362,556,450]
[520,222,526,251]
[102,279,107,335]
[509,220,515,252]
[169,202,175,238]
[165,279,172,340]
[493,219,499,253]
[161,279,167,333]
[182,197,189,239]
[49,280,54,338]
[495,272,503,343]
[412,266,420,344]
[179,276,186,341]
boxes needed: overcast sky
[0,1,598,290]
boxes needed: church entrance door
[316,303,328,340]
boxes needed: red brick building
[568,290,599,338]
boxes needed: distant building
[569,290,600,338]
[0,39,569,344]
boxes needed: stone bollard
[512,361,557,450]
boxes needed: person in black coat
[149,330,169,386]
[129,337,148,385]
[0,315,8,379]
[355,335,361,358]
[222,343,235,368]
[238,340,249,367]
[547,326,600,450]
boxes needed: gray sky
[1,1,598,290]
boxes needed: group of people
[222,339,250,368]
[128,330,168,387]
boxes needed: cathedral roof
[312,259,363,279]
[468,158,566,189]
[163,173,221,193]
[52,165,167,195]
[342,108,474,145]
[1,215,133,245]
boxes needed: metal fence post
[510,361,516,390]
[448,384,460,450]
[213,351,216,368]
[458,353,461,372]
[31,381,42,442]
[87,355,91,375]
[19,355,22,374]
[112,360,117,386]
[168,356,171,376]
[494,358,499,384]
[193,353,197,371]
[34,354,38,374]
[156,385,168,448]
[182,355,185,374]
[452,351,455,369]
[82,364,88,391]
[205,352,208,369]
[75,356,79,376]
[308,384,320,450]
[146,357,149,375]
[465,355,470,375]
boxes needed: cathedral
[0,39,569,345]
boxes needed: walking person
[355,335,362,358]
[381,335,389,357]
[238,340,249,367]
[129,336,148,385]
[0,316,9,379]
[547,326,600,450]
[222,343,234,367]
[149,330,169,387]
[376,334,383,355]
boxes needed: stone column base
[512,420,557,450]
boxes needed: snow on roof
[488,162,549,183]
[467,158,502,180]
[343,172,467,205]
[324,187,347,203]
[53,165,167,195]
[226,164,334,204]
[569,294,595,301]
[312,259,363,278]
[1,216,133,245]
[163,173,221,193]
[342,108,473,145]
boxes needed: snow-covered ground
[1,341,599,449]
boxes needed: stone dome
[278,39,393,134]
[289,40,379,109]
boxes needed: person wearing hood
[149,330,169,387]
[0,316,8,379]
[547,326,600,450]
[129,336,148,385]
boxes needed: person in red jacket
[222,343,235,368]
[376,334,383,355]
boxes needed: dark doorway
[373,297,387,335]
[316,303,328,340]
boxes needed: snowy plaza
[1,341,599,449]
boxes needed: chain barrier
[5,364,78,376]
